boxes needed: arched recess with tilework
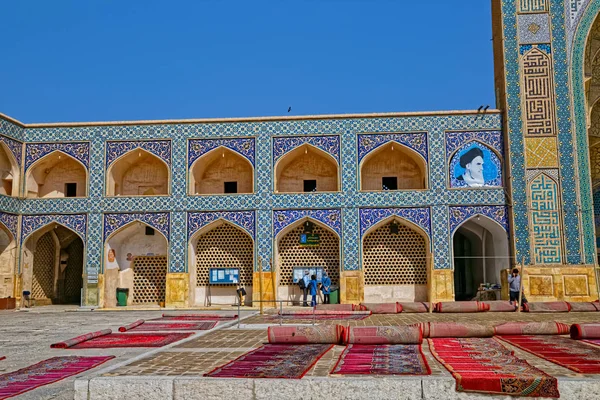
[188,219,255,306]
[106,148,170,196]
[25,151,88,198]
[103,221,168,307]
[0,222,17,299]
[0,142,20,197]
[189,146,254,195]
[361,215,430,303]
[360,142,427,191]
[274,144,340,193]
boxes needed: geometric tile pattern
[521,46,556,136]
[518,13,551,45]
[518,0,548,12]
[273,135,340,164]
[358,207,431,239]
[106,140,172,168]
[448,206,509,236]
[24,142,90,171]
[273,209,342,238]
[357,133,427,162]
[103,212,170,242]
[529,173,563,264]
[188,138,255,167]
[187,210,255,240]
[0,134,23,166]
[20,213,87,243]
[525,137,559,168]
[0,211,18,241]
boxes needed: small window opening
[65,183,77,197]
[303,180,317,192]
[145,227,155,236]
[224,181,238,194]
[382,177,398,190]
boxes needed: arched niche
[106,149,170,196]
[275,217,340,302]
[0,223,17,298]
[188,220,254,306]
[274,144,339,193]
[451,215,509,301]
[25,151,88,198]
[361,216,430,302]
[104,221,168,307]
[0,143,20,197]
[21,223,84,305]
[189,147,254,195]
[360,142,427,191]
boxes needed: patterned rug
[499,335,600,374]
[428,338,559,398]
[494,322,569,336]
[0,356,113,399]
[268,314,368,321]
[156,314,237,321]
[331,344,430,375]
[129,321,217,332]
[70,333,193,348]
[205,344,333,379]
[523,302,571,313]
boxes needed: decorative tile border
[358,207,431,239]
[187,210,255,240]
[448,141,503,188]
[21,214,87,243]
[0,212,18,240]
[24,142,90,171]
[445,131,503,156]
[106,140,172,168]
[273,209,342,237]
[357,133,428,163]
[103,212,170,242]
[0,134,22,166]
[188,138,255,167]
[448,206,508,236]
[273,135,340,164]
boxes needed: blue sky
[0,1,495,123]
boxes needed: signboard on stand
[292,267,324,284]
[209,268,240,284]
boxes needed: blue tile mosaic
[24,142,90,171]
[0,212,18,241]
[273,135,340,164]
[106,140,172,168]
[21,214,87,243]
[448,206,508,236]
[187,210,255,240]
[188,138,255,167]
[103,212,170,242]
[273,209,342,238]
[358,207,431,239]
[357,133,427,163]
[0,134,23,166]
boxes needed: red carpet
[331,344,430,375]
[523,302,571,313]
[582,339,600,347]
[0,357,4,362]
[129,321,217,331]
[279,310,371,315]
[70,333,192,348]
[345,326,422,344]
[156,314,237,321]
[0,356,114,399]
[205,344,333,379]
[118,320,145,332]
[429,338,559,398]
[568,302,600,312]
[499,335,600,374]
[270,314,369,321]
[268,325,344,344]
[494,321,569,336]
[417,322,494,338]
[571,323,600,339]
[358,303,401,314]
[315,304,355,312]
[482,301,517,312]
[434,301,489,313]
[398,302,429,313]
[51,329,112,348]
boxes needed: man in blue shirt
[302,270,310,307]
[321,270,331,304]
[507,268,528,307]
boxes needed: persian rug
[344,326,422,344]
[570,323,600,339]
[51,329,112,348]
[499,335,600,374]
[428,338,559,398]
[69,332,193,348]
[523,302,571,313]
[417,322,494,338]
[268,325,344,344]
[358,303,401,314]
[331,344,430,375]
[397,302,429,313]
[268,314,369,321]
[128,321,217,332]
[118,320,145,332]
[481,301,517,312]
[205,344,333,379]
[434,301,490,313]
[582,339,600,348]
[279,309,371,315]
[315,304,356,312]
[0,356,114,399]
[494,322,569,336]
[568,302,600,312]
[156,314,237,321]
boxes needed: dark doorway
[382,177,398,190]
[453,230,476,301]
[224,181,238,194]
[303,180,317,192]
[145,226,155,236]
[65,183,77,197]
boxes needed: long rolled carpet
[205,344,333,379]
[118,320,145,332]
[358,303,401,314]
[434,301,489,313]
[498,335,600,374]
[398,302,429,313]
[0,356,114,400]
[344,326,422,344]
[331,344,430,375]
[315,304,355,312]
[50,329,112,349]
[523,302,571,313]
[129,321,217,331]
[494,322,569,336]
[571,323,600,339]
[428,338,559,398]
[270,314,369,321]
[417,322,494,338]
[481,301,517,312]
[157,314,237,321]
[69,332,193,348]
[279,310,371,315]
[268,325,344,344]
[568,302,600,312]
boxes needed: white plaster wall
[364,285,428,303]
[193,150,253,194]
[121,158,169,195]
[0,229,16,298]
[106,224,167,271]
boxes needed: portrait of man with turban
[456,147,485,187]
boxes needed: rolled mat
[315,304,355,312]
[398,302,429,313]
[417,322,494,338]
[570,323,600,339]
[161,313,237,319]
[279,310,371,316]
[481,301,517,312]
[50,329,112,348]
[267,325,344,344]
[434,301,489,313]
[568,302,600,312]
[522,301,571,313]
[358,303,401,314]
[344,326,422,344]
[493,321,569,336]
[118,319,145,332]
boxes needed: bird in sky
[288,107,292,113]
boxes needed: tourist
[321,270,331,304]
[508,268,528,308]
[302,270,310,307]
[457,147,485,187]
[309,274,318,307]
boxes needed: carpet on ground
[128,321,217,331]
[205,344,333,379]
[268,325,344,344]
[268,313,369,321]
[50,329,112,348]
[344,326,422,344]
[118,320,144,332]
[523,302,571,313]
[494,321,569,336]
[331,344,430,375]
[357,303,401,314]
[279,309,371,315]
[417,322,494,338]
[156,314,237,321]
[568,302,600,312]
[428,337,559,398]
[499,335,600,374]
[434,301,489,313]
[0,356,114,400]
[397,302,429,313]
[571,323,600,339]
[481,301,517,312]
[315,304,355,312]
[69,332,193,348]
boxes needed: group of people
[300,269,331,307]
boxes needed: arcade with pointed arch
[189,146,254,195]
[25,151,88,198]
[106,148,170,196]
[274,143,340,193]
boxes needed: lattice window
[521,48,556,135]
[278,224,339,286]
[64,238,83,303]
[363,223,427,285]
[195,223,254,287]
[133,255,167,304]
[529,173,563,264]
[32,232,55,300]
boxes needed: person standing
[321,270,331,304]
[301,270,310,307]
[309,274,318,307]
[508,268,528,307]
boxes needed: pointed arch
[0,221,17,299]
[189,146,254,195]
[274,143,340,193]
[0,141,20,197]
[25,150,88,198]
[106,148,170,196]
